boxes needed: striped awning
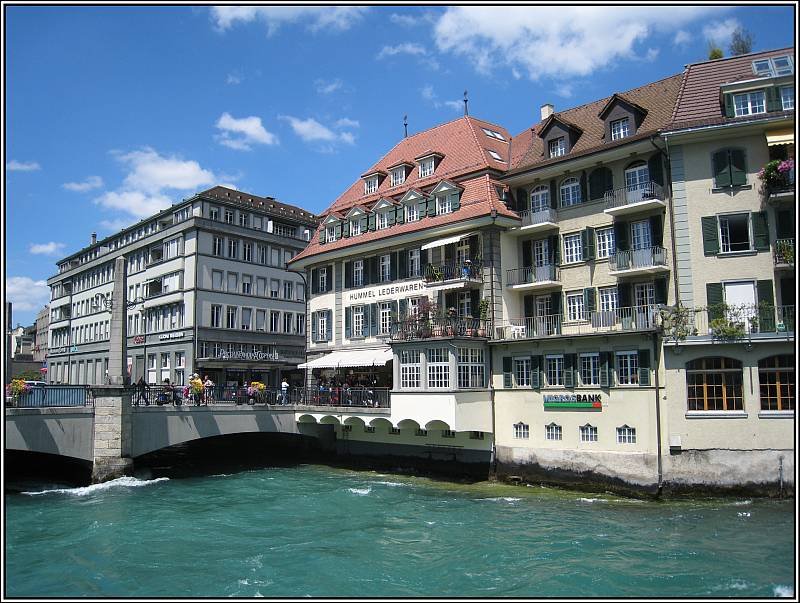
[766,128,794,146]
[298,348,393,369]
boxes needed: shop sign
[543,393,602,410]
[347,281,424,302]
[70,345,78,353]
[133,335,146,344]
[51,346,68,355]
[217,350,279,361]
[158,331,186,341]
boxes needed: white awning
[298,348,393,369]
[766,128,794,146]
[420,231,475,250]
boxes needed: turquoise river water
[5,464,796,598]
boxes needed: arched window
[758,355,794,411]
[686,357,743,411]
[530,185,550,212]
[560,177,581,207]
[624,161,650,203]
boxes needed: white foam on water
[480,497,522,502]
[774,585,794,597]
[22,476,169,497]
[425,521,436,525]
[578,497,608,503]
[713,579,750,591]
[732,499,752,506]
[372,480,408,487]
[737,512,751,517]
[348,487,371,496]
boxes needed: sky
[5,4,796,326]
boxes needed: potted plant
[5,379,30,407]
[758,158,795,195]
[446,307,457,335]
[247,381,266,404]
[776,239,794,265]
[477,298,490,336]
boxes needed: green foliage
[709,317,746,340]
[660,305,698,342]
[729,27,753,56]
[479,298,490,320]
[707,41,723,60]
[14,369,45,382]
[776,240,794,264]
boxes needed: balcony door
[624,162,650,203]
[535,295,557,335]
[724,280,757,332]
[629,220,654,268]
[530,185,550,213]
[533,239,551,281]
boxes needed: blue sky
[5,4,795,326]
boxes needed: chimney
[91,232,97,245]
[540,103,554,121]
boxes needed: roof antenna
[403,114,408,138]
[463,90,469,116]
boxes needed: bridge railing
[8,385,94,408]
[296,386,390,408]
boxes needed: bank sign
[543,393,602,410]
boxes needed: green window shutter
[530,355,542,390]
[417,198,428,219]
[713,150,732,188]
[470,289,481,318]
[345,306,352,338]
[638,349,651,386]
[549,180,558,209]
[599,352,611,388]
[618,282,632,308]
[648,152,664,186]
[327,265,334,292]
[730,149,746,186]
[451,192,461,211]
[588,168,606,201]
[390,253,398,281]
[614,220,629,252]
[399,298,407,318]
[583,226,596,260]
[311,268,319,294]
[757,280,776,332]
[427,197,437,217]
[650,215,663,246]
[723,93,735,118]
[522,241,533,268]
[369,304,378,336]
[318,228,326,244]
[361,216,369,232]
[752,211,770,251]
[344,262,353,289]
[706,283,724,321]
[334,224,342,239]
[398,249,408,279]
[563,354,576,388]
[342,221,350,237]
[503,357,513,388]
[701,216,719,256]
[515,188,526,212]
[325,310,332,341]
[523,294,534,318]
[583,287,596,313]
[469,235,481,261]
[654,278,668,305]
[387,210,396,226]
[766,86,782,112]
[395,205,405,224]
[776,210,794,239]
[579,171,588,203]
[549,234,561,265]
[368,257,378,285]
[368,213,376,231]
[550,291,563,316]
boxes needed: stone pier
[91,386,134,482]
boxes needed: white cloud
[29,242,66,256]
[555,84,574,98]
[215,112,278,151]
[703,18,741,45]
[432,6,724,79]
[95,148,218,219]
[335,117,360,129]
[644,47,660,61]
[211,6,367,35]
[315,78,343,94]
[421,84,436,101]
[420,85,463,112]
[7,160,41,172]
[280,115,355,146]
[226,73,242,85]
[377,42,426,60]
[6,276,50,312]
[62,175,103,192]
[673,29,692,46]
[389,11,437,27]
[443,100,463,112]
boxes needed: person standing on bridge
[135,376,148,406]
[280,378,290,405]
[203,375,215,405]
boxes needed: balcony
[423,261,483,289]
[493,305,661,340]
[604,181,666,216]
[609,246,668,276]
[510,208,558,235]
[764,167,795,203]
[506,265,560,291]
[663,304,795,343]
[390,317,491,341]
[774,239,794,269]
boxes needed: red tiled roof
[508,73,684,173]
[196,185,318,225]
[667,47,795,131]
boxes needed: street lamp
[92,293,146,381]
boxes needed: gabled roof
[667,46,795,131]
[538,113,584,137]
[597,93,649,119]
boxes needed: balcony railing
[766,169,795,197]
[609,246,668,272]
[391,316,491,341]
[424,261,483,284]
[518,207,557,228]
[774,239,795,265]
[506,265,560,287]
[8,385,94,408]
[604,181,665,210]
[666,304,795,341]
[493,305,661,340]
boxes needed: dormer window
[350,219,362,236]
[436,194,453,215]
[405,204,419,222]
[772,56,794,76]
[781,86,795,110]
[377,211,391,230]
[753,55,794,77]
[610,117,630,141]
[487,149,504,162]
[549,137,566,158]
[326,225,336,243]
[419,157,435,178]
[733,90,766,117]
[390,166,406,187]
[365,176,378,195]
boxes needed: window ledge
[711,185,752,193]
[758,410,794,419]
[718,250,758,257]
[685,411,748,419]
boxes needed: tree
[707,41,724,60]
[729,27,753,56]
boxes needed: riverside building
[46,186,317,388]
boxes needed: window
[147,354,157,384]
[436,194,453,215]
[379,302,392,335]
[164,237,181,260]
[563,233,583,263]
[238,213,248,227]
[283,312,293,333]
[457,291,471,318]
[243,242,252,262]
[319,267,328,292]
[427,347,450,389]
[241,308,252,330]
[224,209,234,224]
[719,213,751,252]
[759,355,794,411]
[271,311,280,332]
[242,275,252,295]
[226,306,237,329]
[549,137,566,158]
[610,117,630,141]
[546,355,564,386]
[481,127,506,141]
[616,425,636,444]
[405,204,419,222]
[377,211,390,230]
[380,254,391,282]
[353,260,364,287]
[209,207,219,221]
[408,249,421,278]
[733,90,766,117]
[364,176,379,195]
[457,348,485,388]
[350,219,361,236]
[755,55,794,76]
[530,185,549,212]
[227,239,238,259]
[256,310,266,331]
[271,248,280,266]
[284,281,293,299]
[616,351,639,385]
[212,270,223,291]
[174,352,185,385]
[296,313,305,335]
[441,430,456,439]
[390,167,406,187]
[400,349,421,388]
[566,292,585,322]
[211,305,222,328]
[326,225,336,243]
[596,227,615,259]
[687,357,744,411]
[634,283,655,308]
[364,426,375,434]
[580,424,598,442]
[514,358,531,387]
[560,177,581,207]
[513,422,530,439]
[213,236,223,256]
[545,423,562,441]
[630,219,652,251]
[580,353,600,386]
[487,150,504,162]
[317,312,328,340]
[419,158,435,178]
[599,287,618,312]
[352,305,365,337]
[780,86,794,110]
[227,272,238,292]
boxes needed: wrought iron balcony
[390,316,491,341]
[516,207,558,232]
[604,181,665,216]
[423,261,483,285]
[663,304,795,342]
[493,305,661,340]
[609,246,668,275]
[506,265,560,289]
